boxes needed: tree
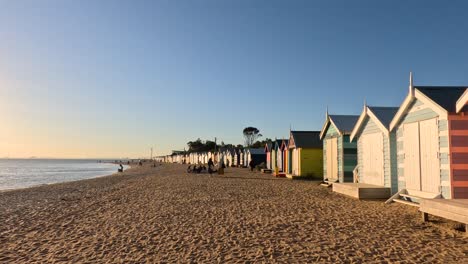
[187,139,218,153]
[187,138,204,152]
[251,138,272,148]
[243,127,262,147]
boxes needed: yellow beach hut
[285,131,323,179]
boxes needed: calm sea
[0,159,128,191]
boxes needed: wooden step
[393,198,420,207]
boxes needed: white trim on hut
[349,105,399,196]
[389,74,468,199]
[455,88,468,113]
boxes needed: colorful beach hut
[332,105,399,199]
[264,142,273,170]
[285,131,323,179]
[389,76,468,200]
[270,139,284,173]
[279,139,289,174]
[319,113,359,184]
[239,150,245,167]
[232,149,240,167]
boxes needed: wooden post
[421,212,429,222]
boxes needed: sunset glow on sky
[1,0,468,158]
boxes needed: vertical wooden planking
[326,138,333,180]
[404,122,421,191]
[420,118,441,194]
[361,134,370,184]
[361,133,384,186]
[333,137,339,181]
[323,139,327,180]
[337,136,343,182]
[389,132,399,193]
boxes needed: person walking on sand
[208,158,214,176]
[249,160,255,171]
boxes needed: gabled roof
[331,115,360,132]
[350,106,399,141]
[289,131,322,148]
[224,148,235,155]
[417,86,467,112]
[390,86,468,130]
[273,139,284,150]
[280,139,289,150]
[368,106,399,128]
[218,147,227,153]
[245,148,265,155]
[319,114,360,139]
[264,142,273,152]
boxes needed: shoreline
[0,163,131,194]
[1,163,466,262]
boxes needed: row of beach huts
[159,148,266,169]
[158,75,468,228]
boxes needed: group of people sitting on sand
[187,164,207,173]
[187,158,224,176]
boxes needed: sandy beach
[0,163,466,263]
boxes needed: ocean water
[0,159,128,191]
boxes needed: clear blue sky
[1,0,468,158]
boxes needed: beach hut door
[361,133,384,186]
[404,119,440,193]
[404,122,422,191]
[326,138,338,180]
[419,118,440,194]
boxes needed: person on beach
[208,158,215,176]
[118,164,124,173]
[249,160,255,171]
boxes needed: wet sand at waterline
[1,163,466,263]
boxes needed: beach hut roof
[417,86,466,112]
[368,106,399,128]
[320,114,360,139]
[289,131,322,148]
[280,139,289,149]
[218,147,228,153]
[246,148,265,155]
[390,86,468,130]
[171,150,185,155]
[264,142,273,152]
[350,106,399,141]
[273,139,284,150]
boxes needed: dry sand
[0,163,467,263]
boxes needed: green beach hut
[319,112,359,184]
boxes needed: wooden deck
[332,183,391,199]
[420,199,468,231]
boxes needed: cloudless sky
[1,0,468,158]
